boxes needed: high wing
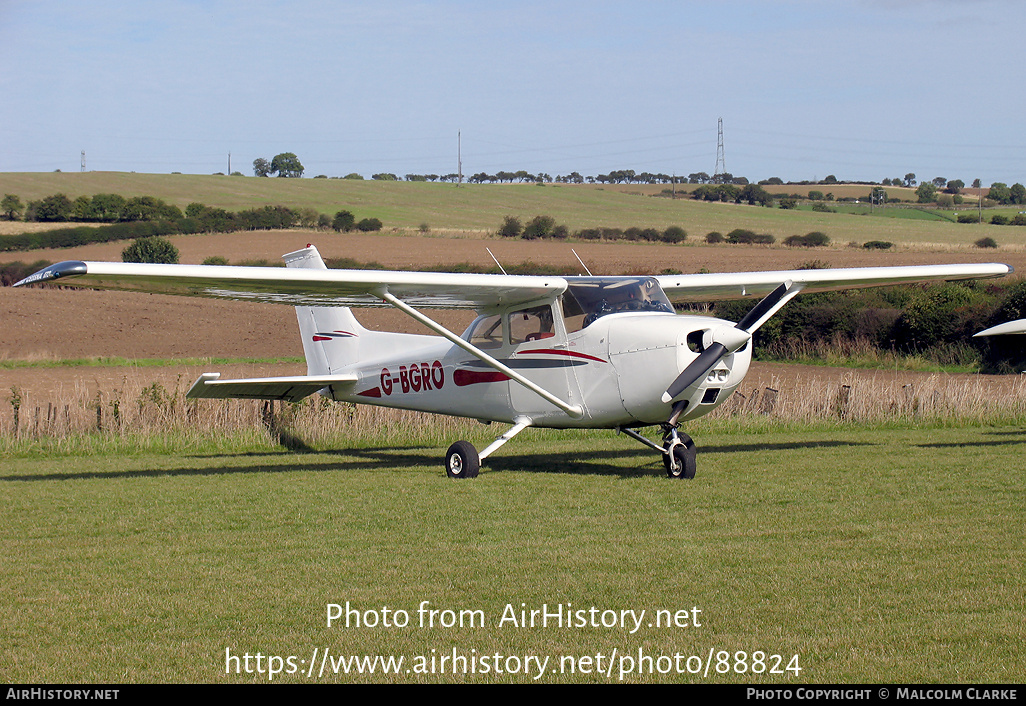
[13,259,567,310]
[656,263,1012,302]
[974,319,1026,337]
[15,259,1011,308]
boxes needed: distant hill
[0,171,1015,247]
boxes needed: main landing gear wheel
[445,441,480,479]
[663,434,697,479]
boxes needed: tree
[737,183,771,206]
[332,210,355,232]
[253,158,272,177]
[522,215,555,239]
[904,173,917,187]
[34,193,73,222]
[121,236,179,264]
[916,182,938,203]
[498,216,522,238]
[2,193,24,220]
[988,183,1011,204]
[270,152,304,178]
[1010,183,1026,205]
[91,193,127,221]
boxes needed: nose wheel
[662,430,696,479]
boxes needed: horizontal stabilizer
[186,372,358,402]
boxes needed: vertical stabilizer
[283,245,365,375]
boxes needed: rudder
[283,245,365,375]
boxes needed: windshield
[562,277,673,332]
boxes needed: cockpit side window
[508,304,555,345]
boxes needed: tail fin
[283,245,366,375]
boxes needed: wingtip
[13,261,88,287]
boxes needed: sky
[1,0,1023,185]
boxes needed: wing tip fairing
[13,261,88,287]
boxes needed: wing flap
[187,372,358,402]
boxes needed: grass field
[1,171,1021,249]
[1,423,1023,683]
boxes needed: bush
[784,231,830,247]
[121,236,179,264]
[332,210,355,232]
[202,255,229,266]
[522,215,556,240]
[726,229,774,244]
[661,226,687,243]
[990,215,1009,226]
[355,217,383,232]
[863,240,893,250]
[705,231,725,244]
[498,215,522,238]
[974,237,998,249]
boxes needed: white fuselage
[325,310,751,429]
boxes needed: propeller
[661,280,801,404]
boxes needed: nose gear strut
[616,400,697,479]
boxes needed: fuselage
[322,277,752,429]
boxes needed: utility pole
[457,131,462,186]
[228,152,231,175]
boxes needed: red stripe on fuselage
[453,369,511,386]
[517,348,606,363]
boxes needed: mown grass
[1,422,1023,683]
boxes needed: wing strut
[378,291,584,419]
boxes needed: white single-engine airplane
[15,247,1012,479]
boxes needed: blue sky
[1,0,1023,184]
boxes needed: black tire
[663,438,697,479]
[445,441,480,479]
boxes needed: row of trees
[2,193,183,223]
[235,150,1020,196]
[498,215,688,243]
[1,190,387,240]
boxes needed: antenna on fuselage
[486,248,507,275]
[572,249,593,276]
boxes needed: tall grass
[5,370,1026,455]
